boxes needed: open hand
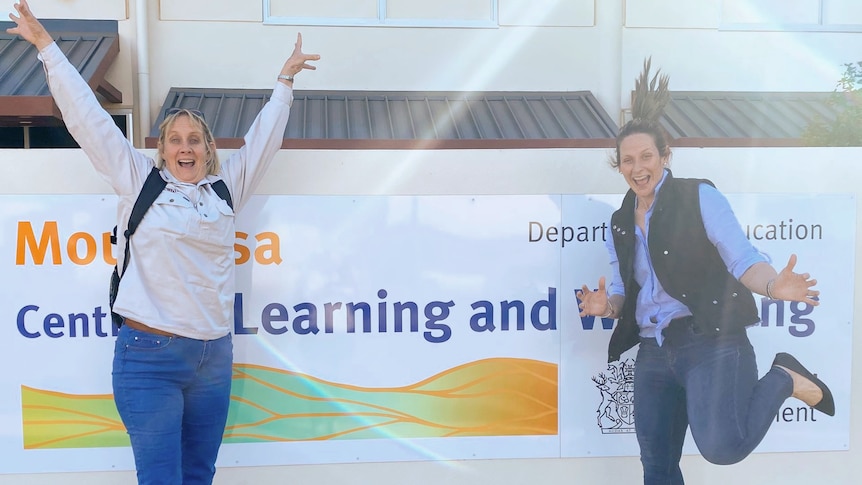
[7,0,53,50]
[279,33,320,80]
[576,276,610,317]
[772,254,819,306]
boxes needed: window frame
[262,0,500,28]
[719,0,862,32]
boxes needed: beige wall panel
[721,0,820,25]
[20,0,127,20]
[619,28,862,100]
[625,0,720,28]
[500,0,595,27]
[823,0,862,25]
[386,0,490,21]
[269,0,377,19]
[159,0,261,22]
[144,21,610,102]
[103,20,135,109]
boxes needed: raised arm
[7,0,149,194]
[220,33,320,210]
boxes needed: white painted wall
[0,146,859,484]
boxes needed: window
[264,0,498,28]
[0,127,24,148]
[0,114,130,149]
[721,0,862,32]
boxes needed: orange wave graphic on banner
[21,357,558,448]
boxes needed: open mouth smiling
[633,174,650,186]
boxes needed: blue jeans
[112,326,233,485]
[634,323,793,485]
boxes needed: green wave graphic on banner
[21,357,558,449]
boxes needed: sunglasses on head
[166,107,204,119]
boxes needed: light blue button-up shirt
[605,170,768,344]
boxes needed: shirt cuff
[272,80,294,107]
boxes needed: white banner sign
[0,193,852,474]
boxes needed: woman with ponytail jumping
[576,59,834,485]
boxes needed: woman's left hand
[771,254,819,306]
[278,33,320,81]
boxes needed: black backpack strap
[211,179,233,210]
[120,166,167,275]
[110,166,166,327]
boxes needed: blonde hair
[156,109,221,175]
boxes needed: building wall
[18,0,862,141]
[0,146,859,484]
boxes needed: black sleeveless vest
[606,172,759,362]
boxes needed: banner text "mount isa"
[14,221,282,266]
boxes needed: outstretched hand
[278,33,320,81]
[7,0,53,50]
[577,276,609,317]
[771,254,819,306]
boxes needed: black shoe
[773,352,835,416]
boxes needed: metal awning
[661,91,838,147]
[146,89,619,149]
[0,19,121,127]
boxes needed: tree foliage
[801,62,862,146]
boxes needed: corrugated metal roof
[146,88,619,149]
[661,91,837,147]
[0,19,121,126]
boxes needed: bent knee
[700,447,747,466]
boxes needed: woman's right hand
[7,0,53,50]
[577,276,610,317]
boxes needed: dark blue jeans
[634,324,793,485]
[112,325,233,485]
